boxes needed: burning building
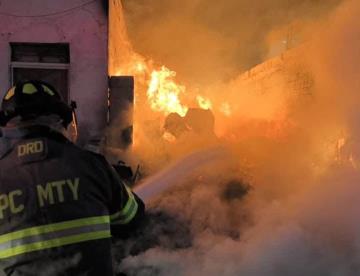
[1,0,360,275]
[0,0,315,156]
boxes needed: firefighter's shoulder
[82,148,106,161]
[76,147,114,172]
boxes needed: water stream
[134,146,228,203]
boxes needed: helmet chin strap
[64,118,78,144]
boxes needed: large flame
[108,0,295,153]
[147,66,188,116]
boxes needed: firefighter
[0,80,145,275]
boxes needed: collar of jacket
[0,125,70,159]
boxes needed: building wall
[0,0,108,142]
[233,45,314,106]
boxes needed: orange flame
[196,95,212,110]
[147,66,188,116]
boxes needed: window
[10,43,70,102]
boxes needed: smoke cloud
[110,0,360,275]
[122,0,341,85]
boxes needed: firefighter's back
[0,129,115,275]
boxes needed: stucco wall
[236,45,314,97]
[0,0,108,142]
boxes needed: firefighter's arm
[108,167,145,237]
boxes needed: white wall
[0,0,108,142]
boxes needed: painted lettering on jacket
[0,178,80,219]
